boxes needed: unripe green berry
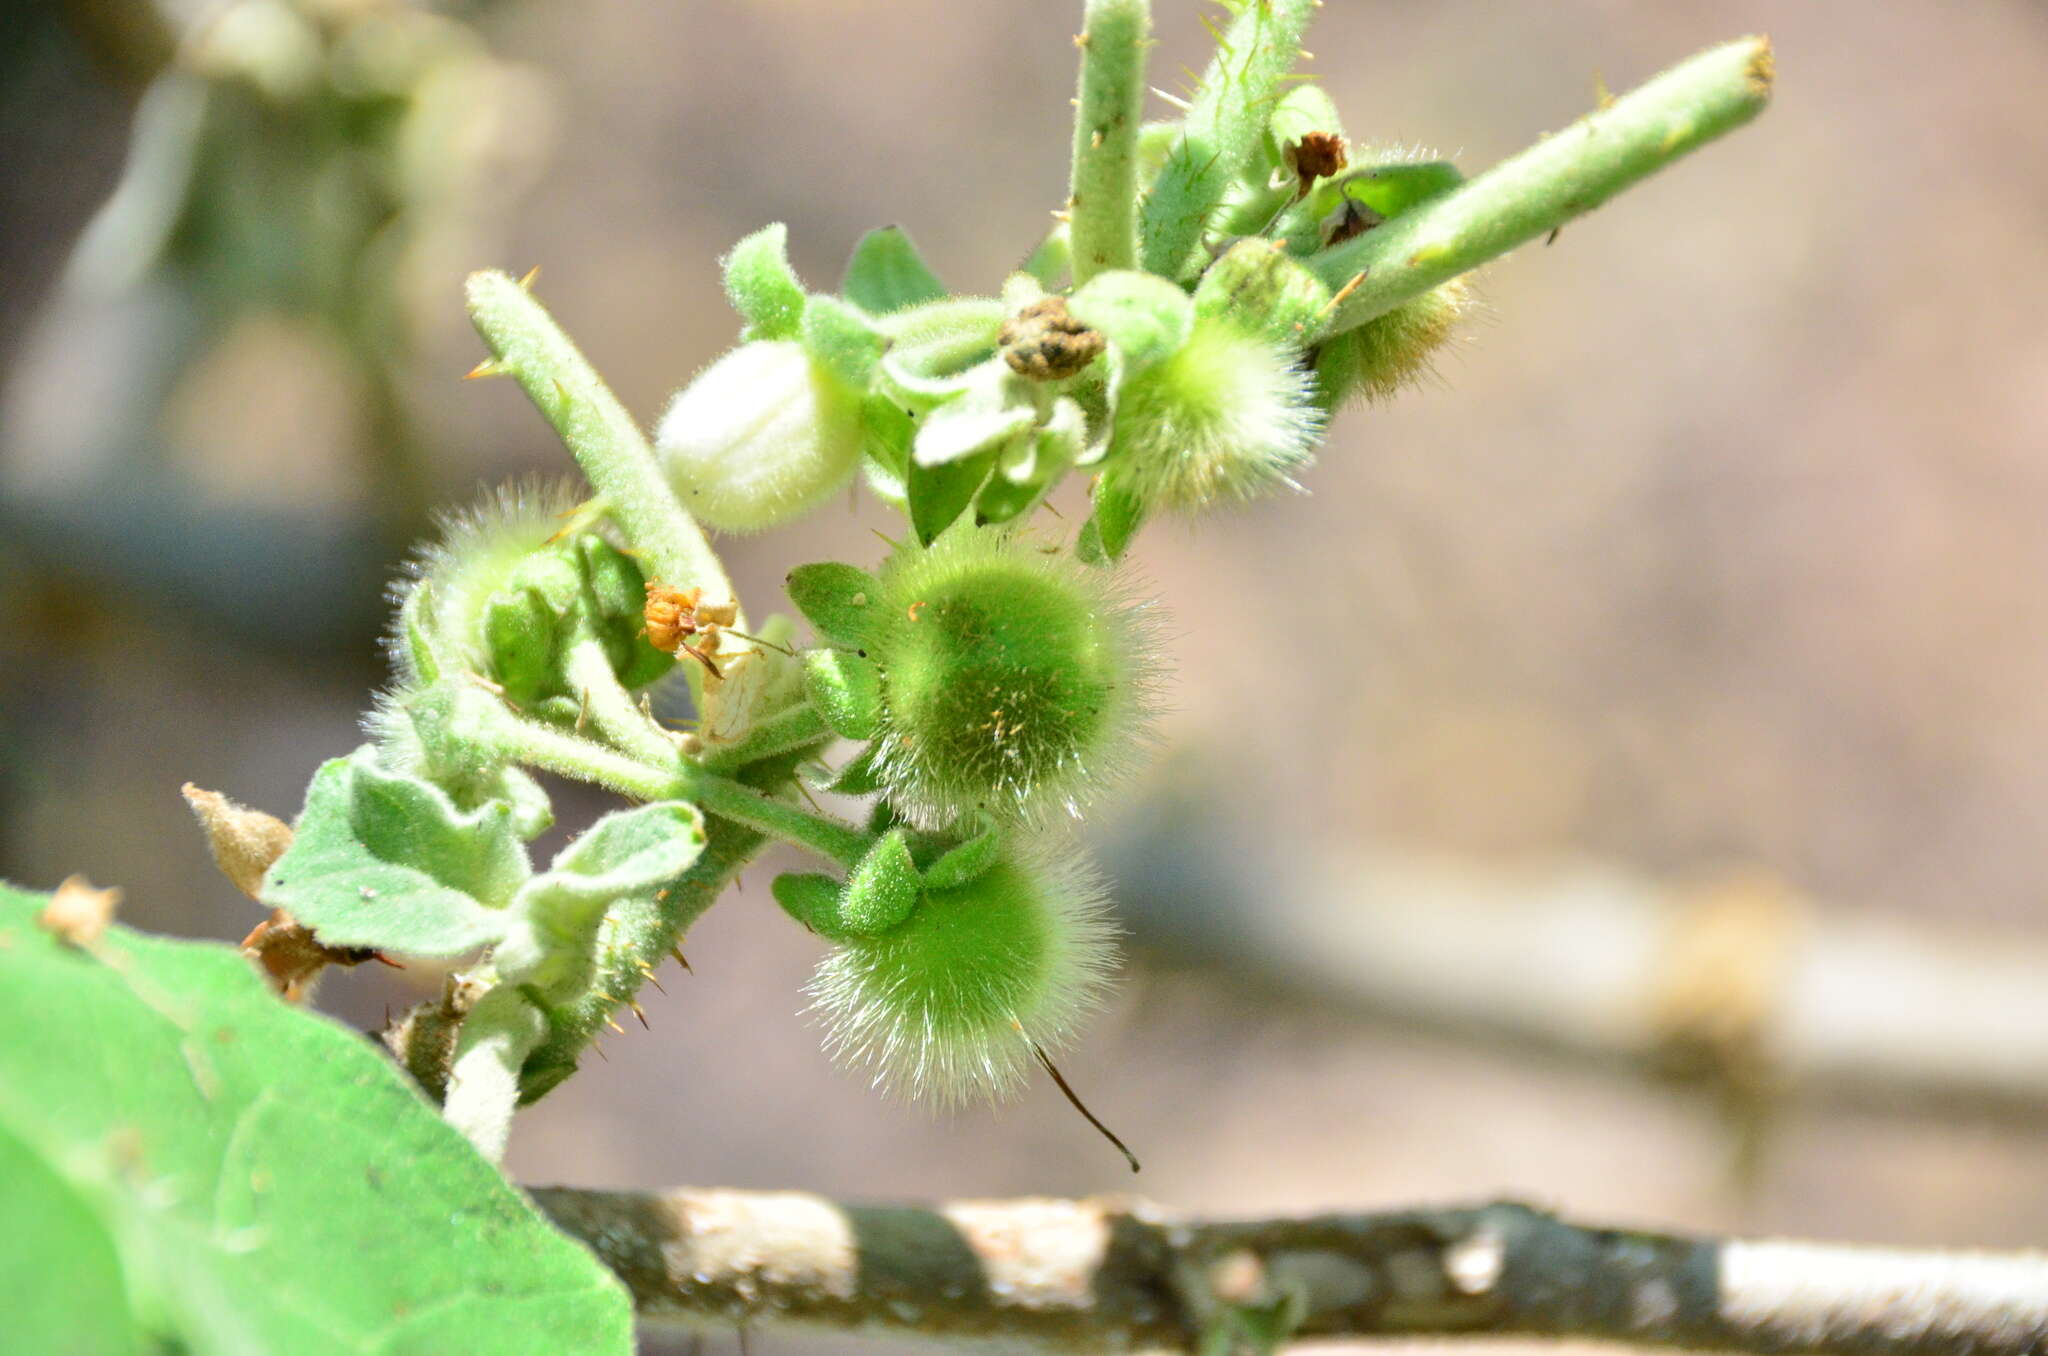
[1313,277,1473,410]
[654,340,863,532]
[1107,311,1324,510]
[807,847,1117,1106]
[866,523,1160,825]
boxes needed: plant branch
[1067,0,1150,284]
[561,631,681,769]
[533,1186,2048,1355]
[1308,37,1773,335]
[697,698,833,774]
[464,271,739,614]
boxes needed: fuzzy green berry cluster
[196,0,1769,1160]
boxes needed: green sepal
[482,586,566,707]
[876,297,1004,406]
[1019,225,1071,291]
[496,801,706,1002]
[907,445,997,545]
[786,560,884,650]
[1266,83,1346,161]
[802,648,883,740]
[921,820,1001,890]
[828,743,885,795]
[772,871,849,938]
[576,535,672,690]
[261,747,526,958]
[911,362,1037,468]
[1333,160,1463,221]
[975,397,1084,525]
[1067,269,1194,374]
[841,828,921,935]
[801,292,887,393]
[1088,474,1149,561]
[1194,239,1334,347]
[723,222,808,341]
[396,581,446,686]
[842,226,948,314]
[861,393,915,505]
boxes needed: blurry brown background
[5,2,2048,1351]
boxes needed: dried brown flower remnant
[644,582,732,677]
[999,296,1106,381]
[39,875,120,948]
[181,783,294,899]
[1283,130,1349,194]
[241,909,392,1003]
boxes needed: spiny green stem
[464,271,740,616]
[1068,0,1151,284]
[1139,0,1318,280]
[561,632,678,769]
[700,699,833,774]
[1308,36,1774,335]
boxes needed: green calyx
[396,484,670,711]
[865,523,1157,825]
[806,849,1117,1106]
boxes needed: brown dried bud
[998,296,1107,382]
[241,909,390,1003]
[182,783,294,900]
[38,875,120,949]
[1283,131,1349,193]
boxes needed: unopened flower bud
[655,340,863,532]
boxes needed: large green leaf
[0,882,633,1354]
[262,748,524,958]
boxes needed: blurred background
[6,1,2048,1351]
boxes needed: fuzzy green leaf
[829,743,886,795]
[723,222,809,341]
[772,871,847,937]
[1089,476,1149,561]
[786,561,884,650]
[0,883,633,1353]
[500,802,707,1000]
[261,747,525,958]
[842,226,948,314]
[911,364,1038,468]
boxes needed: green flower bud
[1106,310,1324,510]
[865,523,1160,825]
[802,648,883,740]
[654,340,864,532]
[807,847,1117,1106]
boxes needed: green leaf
[841,226,947,314]
[828,743,885,795]
[1068,269,1194,374]
[0,883,633,1354]
[786,561,884,650]
[802,648,883,741]
[842,828,921,935]
[723,222,808,341]
[874,297,1003,406]
[262,747,525,958]
[908,445,997,545]
[499,802,707,1001]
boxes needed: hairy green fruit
[866,523,1159,825]
[806,849,1117,1106]
[1106,312,1323,509]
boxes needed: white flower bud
[654,340,862,532]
